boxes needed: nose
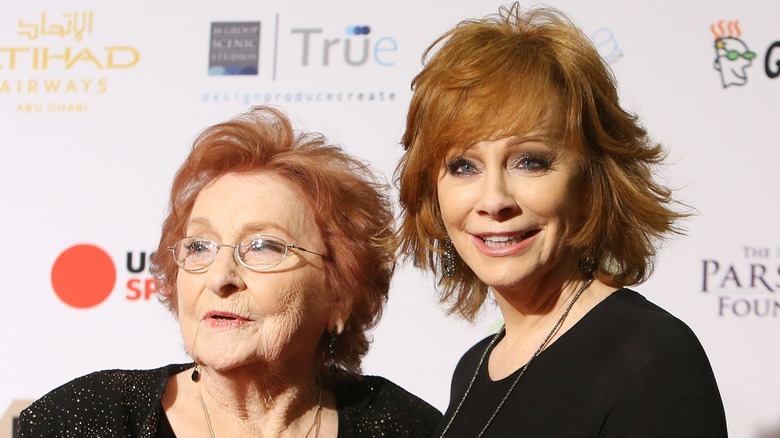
[474,171,519,220]
[203,245,246,296]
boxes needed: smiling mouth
[481,230,539,248]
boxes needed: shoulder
[26,363,190,406]
[450,333,497,385]
[335,375,442,437]
[18,363,192,437]
[596,288,708,356]
[583,290,728,435]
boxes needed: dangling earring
[328,330,338,373]
[191,364,200,382]
[442,238,456,278]
[579,255,596,275]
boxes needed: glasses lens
[726,50,739,61]
[175,237,217,271]
[238,235,288,269]
[743,51,756,60]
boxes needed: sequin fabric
[335,375,442,437]
[18,364,191,437]
[18,363,441,437]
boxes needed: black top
[434,289,728,437]
[19,363,441,437]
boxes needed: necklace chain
[439,278,594,437]
[199,395,216,438]
[198,378,322,438]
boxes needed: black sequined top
[18,363,442,437]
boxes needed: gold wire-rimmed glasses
[168,234,325,272]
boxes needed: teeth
[482,235,522,248]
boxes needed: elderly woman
[397,4,727,437]
[19,106,441,437]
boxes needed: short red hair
[150,106,395,374]
[397,4,687,320]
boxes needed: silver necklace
[198,379,323,438]
[439,278,594,437]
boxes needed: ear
[326,286,352,335]
[328,314,346,335]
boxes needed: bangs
[423,33,568,161]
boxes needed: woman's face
[436,121,583,296]
[176,172,333,373]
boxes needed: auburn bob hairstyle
[151,106,395,375]
[397,3,686,320]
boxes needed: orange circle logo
[51,244,116,308]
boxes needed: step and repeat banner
[1,1,778,436]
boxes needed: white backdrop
[1,1,778,437]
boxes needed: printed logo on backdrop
[702,245,780,317]
[50,243,157,309]
[711,20,780,88]
[209,22,260,75]
[1,11,141,114]
[201,14,399,106]
[590,28,623,64]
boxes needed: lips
[204,311,252,328]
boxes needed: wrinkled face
[436,113,583,297]
[176,172,333,372]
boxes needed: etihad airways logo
[1,10,141,113]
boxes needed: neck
[487,276,596,380]
[197,363,322,435]
[492,254,585,325]
[495,276,586,328]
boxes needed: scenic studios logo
[208,22,260,75]
[711,20,780,88]
[201,15,401,106]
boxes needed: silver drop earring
[579,255,596,274]
[442,238,456,278]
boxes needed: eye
[185,239,212,255]
[446,157,480,177]
[513,153,552,172]
[248,238,286,254]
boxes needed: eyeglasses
[725,49,756,61]
[168,235,326,272]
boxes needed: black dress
[434,288,728,437]
[19,363,442,437]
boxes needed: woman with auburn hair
[20,106,441,437]
[397,4,727,437]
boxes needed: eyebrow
[505,129,564,149]
[186,217,212,229]
[240,221,291,237]
[186,218,293,238]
